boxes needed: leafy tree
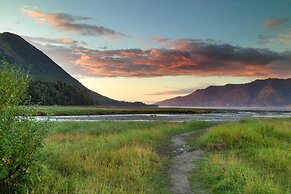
[0,60,46,191]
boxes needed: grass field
[31,105,220,116]
[189,118,291,193]
[27,120,212,193]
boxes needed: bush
[0,60,47,191]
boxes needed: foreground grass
[31,105,218,116]
[191,118,291,194]
[27,120,212,193]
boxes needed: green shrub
[0,60,47,191]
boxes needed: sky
[1,0,291,103]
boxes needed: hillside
[0,32,146,106]
[157,78,291,107]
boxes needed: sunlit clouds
[264,18,289,29]
[21,8,126,39]
[261,17,291,45]
[72,39,291,78]
[151,37,170,43]
[10,1,290,102]
[20,7,291,79]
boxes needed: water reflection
[36,111,291,122]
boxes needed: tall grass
[31,105,216,116]
[28,121,211,193]
[195,118,291,194]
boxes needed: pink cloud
[151,37,170,43]
[26,36,291,78]
[71,39,291,78]
[264,18,289,29]
[21,8,125,38]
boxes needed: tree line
[28,80,94,105]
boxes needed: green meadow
[27,120,212,193]
[32,105,218,116]
[4,114,289,193]
[190,118,291,194]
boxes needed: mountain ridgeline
[157,78,291,107]
[0,32,147,106]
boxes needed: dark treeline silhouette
[28,80,94,105]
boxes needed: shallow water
[35,111,291,122]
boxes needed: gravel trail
[169,130,208,194]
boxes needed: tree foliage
[28,80,94,105]
[0,60,46,191]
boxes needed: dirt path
[169,130,208,194]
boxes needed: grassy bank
[27,120,212,193]
[190,118,291,193]
[31,105,219,116]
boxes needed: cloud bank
[21,8,125,39]
[26,37,291,78]
[73,39,291,78]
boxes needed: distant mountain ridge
[0,32,147,106]
[157,78,291,107]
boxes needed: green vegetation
[29,80,94,105]
[0,60,47,192]
[28,121,211,193]
[191,118,291,194]
[32,105,217,116]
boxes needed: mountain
[0,32,146,106]
[157,78,291,107]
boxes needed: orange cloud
[71,39,291,78]
[264,18,289,29]
[26,36,291,78]
[58,38,75,44]
[151,37,170,43]
[21,8,125,38]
